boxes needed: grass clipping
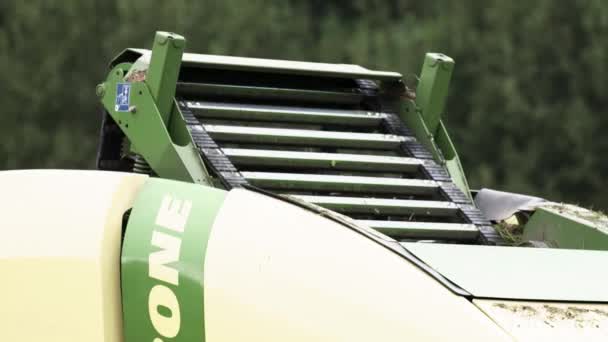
[494,203,608,246]
[494,216,525,245]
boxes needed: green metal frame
[97,32,211,185]
[399,53,471,199]
[121,178,227,342]
[523,204,608,251]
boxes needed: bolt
[156,34,168,45]
[96,84,106,97]
[440,62,454,71]
[129,106,137,114]
[171,37,185,49]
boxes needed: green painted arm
[399,53,471,199]
[97,32,211,185]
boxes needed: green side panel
[121,178,227,342]
[403,243,608,302]
[523,205,608,251]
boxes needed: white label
[149,230,181,286]
[155,195,193,233]
[148,284,181,338]
[148,194,192,341]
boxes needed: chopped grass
[494,221,525,245]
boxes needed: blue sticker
[115,83,131,112]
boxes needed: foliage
[1,0,607,208]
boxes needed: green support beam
[416,53,454,134]
[146,32,186,124]
[399,53,472,199]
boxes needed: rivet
[95,84,106,97]
[156,35,168,45]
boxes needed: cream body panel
[475,299,608,342]
[0,170,147,342]
[204,189,513,341]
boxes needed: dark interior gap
[346,212,468,224]
[177,89,373,110]
[199,118,384,134]
[232,165,426,179]
[276,189,446,202]
[178,66,366,92]
[216,142,406,156]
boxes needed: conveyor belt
[358,221,478,241]
[242,172,440,196]
[290,195,460,217]
[96,43,503,246]
[186,101,385,126]
[173,72,502,244]
[221,149,423,172]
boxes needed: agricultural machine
[1,32,607,341]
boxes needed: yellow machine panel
[0,170,147,342]
[203,189,512,341]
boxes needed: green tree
[1,0,607,209]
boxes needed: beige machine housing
[0,170,147,342]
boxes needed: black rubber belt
[178,99,248,190]
[179,81,503,244]
[381,112,503,245]
[355,79,503,245]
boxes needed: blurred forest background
[1,0,607,208]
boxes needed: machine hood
[402,242,608,303]
[474,299,608,341]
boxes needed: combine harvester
[2,32,608,341]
